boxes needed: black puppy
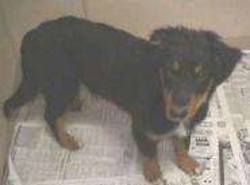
[3,16,241,182]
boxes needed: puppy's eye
[194,65,203,76]
[173,62,180,72]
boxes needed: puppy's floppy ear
[205,31,242,84]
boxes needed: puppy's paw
[3,105,19,121]
[175,152,203,175]
[143,159,162,182]
[57,132,80,151]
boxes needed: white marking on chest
[146,121,188,141]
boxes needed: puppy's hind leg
[44,82,80,151]
[52,114,80,151]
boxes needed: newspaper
[219,136,243,185]
[7,51,250,185]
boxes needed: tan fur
[143,158,162,182]
[187,79,214,119]
[54,116,80,150]
[172,137,203,175]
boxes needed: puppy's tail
[3,76,39,120]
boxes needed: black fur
[3,17,241,162]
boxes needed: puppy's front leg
[132,125,162,182]
[172,135,203,175]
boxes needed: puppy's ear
[206,32,242,84]
[214,45,242,84]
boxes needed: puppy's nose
[172,107,187,119]
[172,92,190,106]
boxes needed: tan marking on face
[194,65,203,76]
[187,80,214,119]
[194,65,202,73]
[173,62,180,72]
[164,91,176,121]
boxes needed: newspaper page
[7,51,250,185]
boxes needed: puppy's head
[151,27,241,123]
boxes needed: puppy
[3,16,241,182]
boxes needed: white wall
[85,0,250,45]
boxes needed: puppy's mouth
[159,67,214,124]
[163,85,212,123]
[164,92,189,122]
